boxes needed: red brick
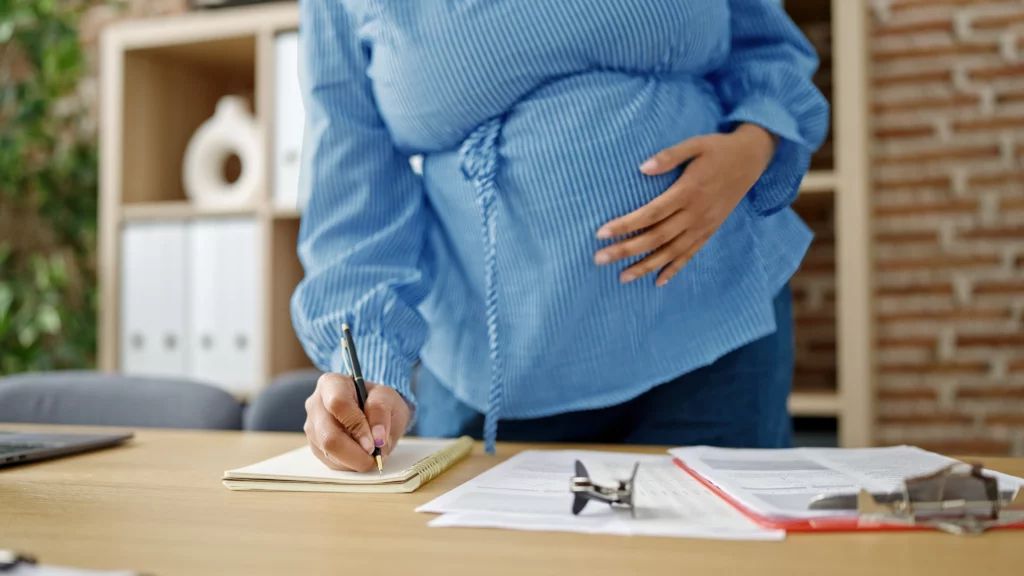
[875,145,1000,166]
[877,254,1001,271]
[954,116,1024,133]
[890,0,990,11]
[880,361,989,375]
[878,388,939,401]
[880,413,972,426]
[875,124,935,139]
[877,309,1008,323]
[873,94,978,114]
[973,279,1024,295]
[874,174,950,191]
[914,439,1012,457]
[997,90,1024,105]
[873,69,952,87]
[875,230,939,244]
[968,171,1024,187]
[970,63,1024,81]
[873,43,999,63]
[872,18,953,37]
[876,282,955,296]
[793,312,836,326]
[874,199,977,217]
[985,414,1024,426]
[957,386,1024,400]
[972,11,1024,31]
[877,336,937,349]
[957,334,1024,348]
[959,226,1024,240]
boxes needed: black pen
[341,323,384,475]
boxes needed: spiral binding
[408,436,474,486]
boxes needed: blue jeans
[413,285,794,448]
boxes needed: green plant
[0,0,103,373]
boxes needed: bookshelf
[98,1,872,445]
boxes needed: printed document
[669,445,1024,520]
[417,450,783,540]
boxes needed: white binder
[274,31,304,212]
[187,218,263,395]
[119,221,189,378]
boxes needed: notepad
[222,436,473,493]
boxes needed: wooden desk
[3,425,1023,576]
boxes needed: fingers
[304,388,376,472]
[318,373,375,454]
[594,210,690,267]
[620,231,699,285]
[597,182,690,240]
[638,136,707,176]
[364,388,393,454]
[655,233,709,287]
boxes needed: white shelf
[799,170,837,195]
[789,391,841,417]
[121,201,260,222]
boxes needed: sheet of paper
[668,445,1024,520]
[417,450,783,540]
[224,438,455,484]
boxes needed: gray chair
[0,371,243,430]
[244,368,322,432]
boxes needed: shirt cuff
[330,333,418,429]
[722,97,813,217]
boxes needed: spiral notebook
[222,436,474,493]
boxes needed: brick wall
[872,0,1024,456]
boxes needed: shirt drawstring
[459,117,504,455]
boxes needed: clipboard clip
[821,463,1024,535]
[570,460,639,518]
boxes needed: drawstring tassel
[459,117,504,455]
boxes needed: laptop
[0,430,133,468]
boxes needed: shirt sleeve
[290,0,430,409]
[710,0,831,217]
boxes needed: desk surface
[3,425,1024,576]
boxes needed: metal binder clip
[854,463,1024,535]
[570,460,639,518]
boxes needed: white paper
[417,450,783,540]
[669,445,1024,520]
[225,438,457,484]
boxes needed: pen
[341,323,384,475]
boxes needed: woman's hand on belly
[593,123,777,287]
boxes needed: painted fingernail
[596,227,612,239]
[372,425,386,447]
[639,158,658,172]
[594,252,611,265]
[621,273,636,283]
[359,435,374,454]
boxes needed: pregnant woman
[293,0,829,471]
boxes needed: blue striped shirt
[291,0,829,451]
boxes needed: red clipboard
[672,458,1024,533]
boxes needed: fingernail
[656,278,668,287]
[621,273,636,283]
[372,425,386,447]
[594,252,610,265]
[639,158,658,173]
[359,435,374,454]
[596,227,612,239]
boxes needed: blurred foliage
[0,0,107,373]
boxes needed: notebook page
[225,438,456,484]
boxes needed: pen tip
[376,454,383,475]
